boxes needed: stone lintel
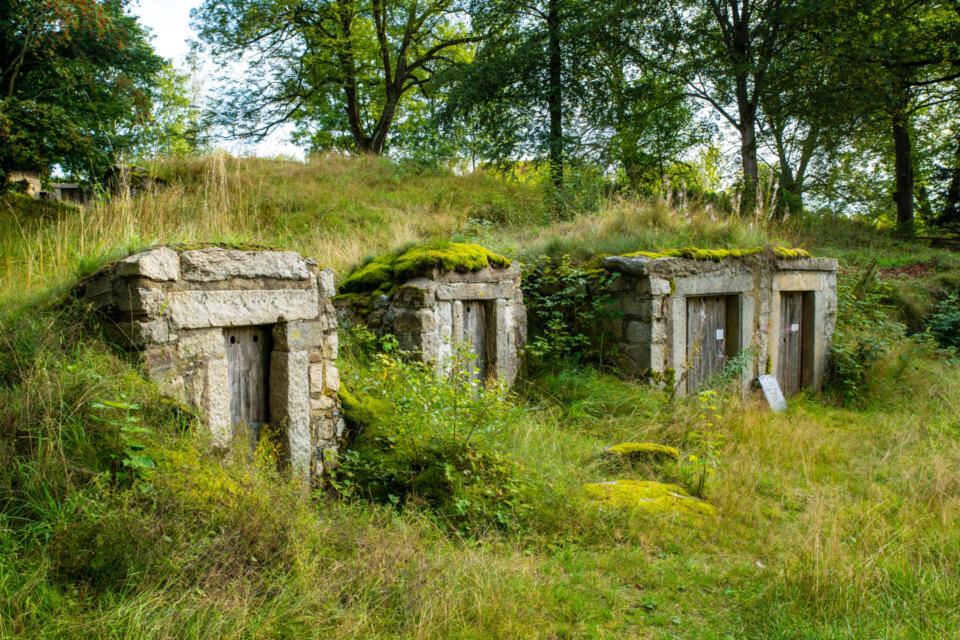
[776,257,838,272]
[435,282,511,300]
[167,288,319,329]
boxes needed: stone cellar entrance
[224,326,272,438]
[685,295,740,392]
[777,291,814,396]
[78,245,344,483]
[454,300,492,385]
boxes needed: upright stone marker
[757,374,787,412]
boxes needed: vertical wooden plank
[778,293,803,395]
[462,301,488,385]
[687,296,730,392]
[224,327,271,433]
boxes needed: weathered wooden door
[686,296,729,392]
[778,292,804,395]
[224,326,271,433]
[460,301,489,385]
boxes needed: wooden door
[224,326,271,433]
[778,292,803,395]
[686,296,729,392]
[460,301,488,385]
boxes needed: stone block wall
[602,253,838,395]
[77,246,342,483]
[336,263,527,385]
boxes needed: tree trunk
[546,0,563,191]
[371,88,400,154]
[892,110,914,235]
[738,107,759,216]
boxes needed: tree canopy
[0,0,165,182]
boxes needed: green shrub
[521,255,620,368]
[335,351,532,534]
[828,265,905,404]
[927,293,960,350]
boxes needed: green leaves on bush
[335,349,532,534]
[829,266,905,404]
[927,294,960,351]
[521,255,620,368]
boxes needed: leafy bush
[521,255,620,368]
[828,266,905,404]
[335,349,532,534]
[927,293,960,350]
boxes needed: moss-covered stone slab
[583,479,717,517]
[604,442,680,462]
[621,246,810,261]
[341,241,511,294]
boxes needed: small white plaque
[790,323,799,332]
[715,328,724,340]
[758,374,787,412]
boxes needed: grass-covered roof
[340,241,511,294]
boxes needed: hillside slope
[1,155,959,639]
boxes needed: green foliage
[521,255,620,368]
[340,241,511,294]
[927,293,960,351]
[89,397,155,487]
[335,351,532,534]
[678,390,724,498]
[193,0,474,155]
[829,266,906,404]
[0,1,164,181]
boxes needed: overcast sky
[131,0,303,159]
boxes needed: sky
[130,0,303,159]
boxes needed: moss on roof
[341,241,511,294]
[622,246,810,261]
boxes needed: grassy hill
[2,154,960,639]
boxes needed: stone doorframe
[667,271,756,396]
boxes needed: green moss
[623,245,811,261]
[667,277,676,296]
[765,354,772,375]
[341,241,511,294]
[583,479,717,517]
[339,386,391,433]
[605,443,680,462]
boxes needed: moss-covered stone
[622,245,811,261]
[604,443,680,462]
[584,479,717,517]
[341,241,511,294]
[339,386,390,433]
